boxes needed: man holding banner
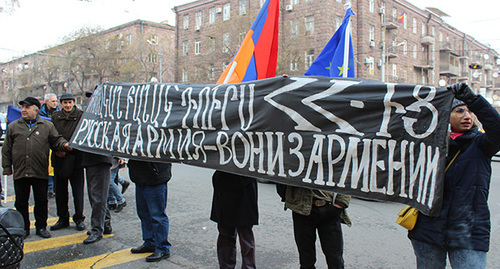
[408,83,500,268]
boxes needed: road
[3,161,500,268]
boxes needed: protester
[128,160,172,262]
[2,97,71,239]
[50,93,86,232]
[39,93,59,198]
[408,83,500,269]
[107,158,128,213]
[81,90,113,244]
[280,185,351,269]
[210,171,258,269]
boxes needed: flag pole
[222,62,238,84]
[342,3,352,78]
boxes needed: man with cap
[2,97,71,239]
[50,93,86,232]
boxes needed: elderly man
[50,93,86,232]
[38,93,59,198]
[2,97,70,239]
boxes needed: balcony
[384,22,399,30]
[387,47,398,58]
[420,35,434,46]
[439,41,451,52]
[413,60,434,70]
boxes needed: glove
[447,82,478,104]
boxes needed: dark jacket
[127,160,172,186]
[51,107,84,171]
[2,116,67,180]
[409,96,500,252]
[210,171,259,226]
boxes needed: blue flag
[304,8,355,77]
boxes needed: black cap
[60,93,75,101]
[19,97,41,109]
[452,98,466,110]
[85,91,93,97]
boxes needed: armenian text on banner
[70,76,453,216]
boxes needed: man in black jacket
[50,93,86,232]
[128,160,172,262]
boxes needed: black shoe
[50,220,70,231]
[83,233,102,244]
[115,201,127,213]
[104,224,112,235]
[36,228,51,238]
[121,180,131,194]
[108,204,117,210]
[75,221,86,231]
[146,251,170,262]
[131,244,156,254]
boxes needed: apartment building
[173,0,499,104]
[0,20,175,110]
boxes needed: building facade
[173,0,500,104]
[0,20,175,111]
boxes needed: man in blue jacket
[408,83,500,268]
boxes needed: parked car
[0,113,7,144]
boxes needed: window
[392,8,397,23]
[126,34,132,45]
[183,15,189,29]
[290,59,298,71]
[239,32,246,43]
[305,16,314,35]
[223,3,230,21]
[239,0,247,15]
[183,41,189,56]
[369,25,375,42]
[413,18,417,34]
[195,11,202,30]
[149,53,158,63]
[195,40,201,55]
[290,19,299,36]
[335,16,342,31]
[305,49,315,69]
[209,38,216,52]
[368,0,374,13]
[413,44,417,59]
[291,0,299,5]
[223,33,230,53]
[392,64,397,80]
[403,40,408,55]
[336,0,341,2]
[209,8,216,24]
[209,64,215,80]
[421,22,426,37]
[403,14,407,29]
[367,57,374,75]
[149,34,158,45]
[182,69,189,83]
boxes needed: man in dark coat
[408,83,500,268]
[128,160,172,262]
[210,171,258,269]
[2,97,70,239]
[50,93,86,232]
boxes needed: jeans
[411,239,487,269]
[48,175,54,192]
[135,183,171,254]
[107,166,125,205]
[292,204,344,269]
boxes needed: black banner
[70,76,453,216]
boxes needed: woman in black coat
[210,170,258,269]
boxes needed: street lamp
[385,41,406,83]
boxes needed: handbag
[396,149,461,230]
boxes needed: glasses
[453,107,473,115]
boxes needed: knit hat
[60,93,75,101]
[451,98,466,110]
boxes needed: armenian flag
[216,0,279,84]
[397,12,405,24]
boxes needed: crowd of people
[1,82,499,268]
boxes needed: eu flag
[217,0,279,84]
[304,8,355,78]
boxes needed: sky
[0,0,499,63]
